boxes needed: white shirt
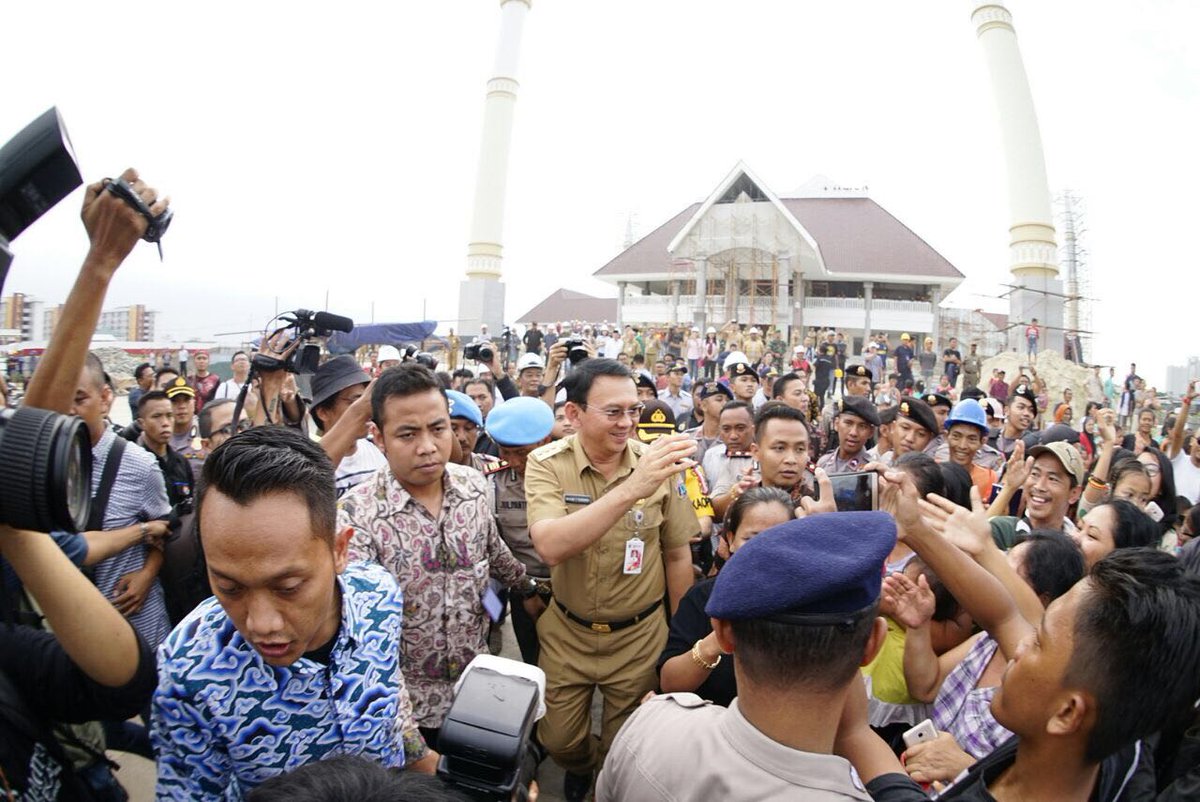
[602,336,622,359]
[178,348,189,363]
[214,378,247,400]
[335,439,388,498]
[1173,450,1200,504]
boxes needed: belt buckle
[591,622,612,633]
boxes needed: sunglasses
[213,419,253,437]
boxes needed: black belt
[555,599,662,633]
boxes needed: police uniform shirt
[490,464,550,579]
[596,694,872,802]
[525,434,698,622]
[923,434,945,457]
[816,446,871,474]
[710,450,756,497]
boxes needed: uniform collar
[569,432,638,478]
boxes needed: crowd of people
[4,169,1200,802]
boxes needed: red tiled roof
[594,197,962,281]
[515,289,618,326]
[981,311,1010,330]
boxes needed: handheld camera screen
[823,471,878,512]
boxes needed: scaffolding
[670,184,786,333]
[1057,190,1093,362]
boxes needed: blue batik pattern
[150,562,423,801]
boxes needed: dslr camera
[464,342,495,363]
[437,655,544,801]
[253,309,355,375]
[0,108,95,533]
[562,337,589,365]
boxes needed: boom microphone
[312,311,354,333]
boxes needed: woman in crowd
[1122,408,1158,454]
[655,487,794,707]
[685,328,703,377]
[1074,497,1160,570]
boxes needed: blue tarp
[326,321,439,354]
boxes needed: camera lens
[0,407,93,532]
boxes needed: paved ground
[113,615,599,801]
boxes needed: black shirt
[141,438,194,509]
[656,578,737,707]
[523,329,544,354]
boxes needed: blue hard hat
[945,398,989,434]
[445,390,483,427]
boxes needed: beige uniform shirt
[525,434,698,621]
[490,465,550,579]
[596,694,873,802]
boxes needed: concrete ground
[113,616,600,801]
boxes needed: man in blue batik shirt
[151,426,438,800]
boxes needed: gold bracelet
[691,639,721,670]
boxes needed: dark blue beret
[486,397,554,447]
[706,512,895,622]
[445,390,483,427]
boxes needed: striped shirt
[90,428,173,648]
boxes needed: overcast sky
[3,1,1196,385]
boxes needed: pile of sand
[965,350,1101,423]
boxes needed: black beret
[837,395,880,427]
[728,362,759,380]
[845,364,871,379]
[634,371,657,394]
[922,392,952,410]
[1010,384,1038,408]
[897,396,939,435]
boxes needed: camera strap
[87,437,127,533]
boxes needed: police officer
[877,396,939,465]
[921,391,953,456]
[484,397,556,666]
[817,396,880,473]
[525,359,699,800]
[445,389,501,474]
[819,363,873,448]
[596,511,895,801]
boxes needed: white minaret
[458,0,531,338]
[971,2,1062,354]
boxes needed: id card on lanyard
[624,506,645,575]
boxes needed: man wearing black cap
[310,355,387,497]
[657,364,693,420]
[817,396,879,473]
[633,371,658,404]
[686,381,732,465]
[989,382,1038,459]
[726,360,759,405]
[819,363,873,449]
[597,511,894,800]
[920,391,953,456]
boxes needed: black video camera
[252,309,355,375]
[0,108,95,532]
[562,337,589,365]
[464,342,495,364]
[437,657,543,801]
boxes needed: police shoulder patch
[530,437,572,462]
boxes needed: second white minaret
[972,2,1062,352]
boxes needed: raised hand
[919,487,992,557]
[881,572,935,629]
[626,433,697,499]
[1001,439,1031,489]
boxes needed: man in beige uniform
[597,511,895,801]
[525,359,698,801]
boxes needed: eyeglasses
[581,403,645,422]
[212,419,252,437]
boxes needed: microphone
[312,311,354,333]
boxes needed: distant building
[95,304,156,342]
[1166,357,1200,397]
[590,163,964,354]
[1,293,43,341]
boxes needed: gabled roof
[515,289,617,326]
[594,166,964,284]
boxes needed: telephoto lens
[0,407,92,532]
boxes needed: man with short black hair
[597,511,894,800]
[749,403,814,501]
[152,427,434,798]
[989,441,1084,546]
[129,362,154,418]
[942,337,962,387]
[687,381,731,465]
[705,401,757,521]
[523,322,544,356]
[990,383,1038,459]
[337,365,528,747]
[816,396,879,473]
[136,390,194,509]
[189,350,220,412]
[657,364,693,419]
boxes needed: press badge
[623,537,644,575]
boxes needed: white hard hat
[517,352,545,372]
[378,345,402,362]
[723,351,750,370]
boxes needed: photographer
[0,525,157,800]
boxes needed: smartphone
[819,471,879,512]
[1145,501,1164,523]
[989,483,1023,516]
[902,719,938,750]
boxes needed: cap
[727,362,759,380]
[706,326,717,334]
[845,364,871,379]
[667,363,688,374]
[837,395,880,426]
[897,396,938,435]
[945,399,989,435]
[1029,441,1086,485]
[1039,423,1081,447]
[705,512,896,622]
[165,376,195,400]
[311,355,370,408]
[723,351,750,370]
[698,381,734,401]
[516,352,545,372]
[901,333,912,341]
[749,327,761,334]
[634,371,658,394]
[378,345,402,363]
[983,398,1006,420]
[486,397,554,447]
[445,390,483,427]
[922,392,952,410]
[1011,384,1038,409]
[637,400,677,443]
[960,386,987,402]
